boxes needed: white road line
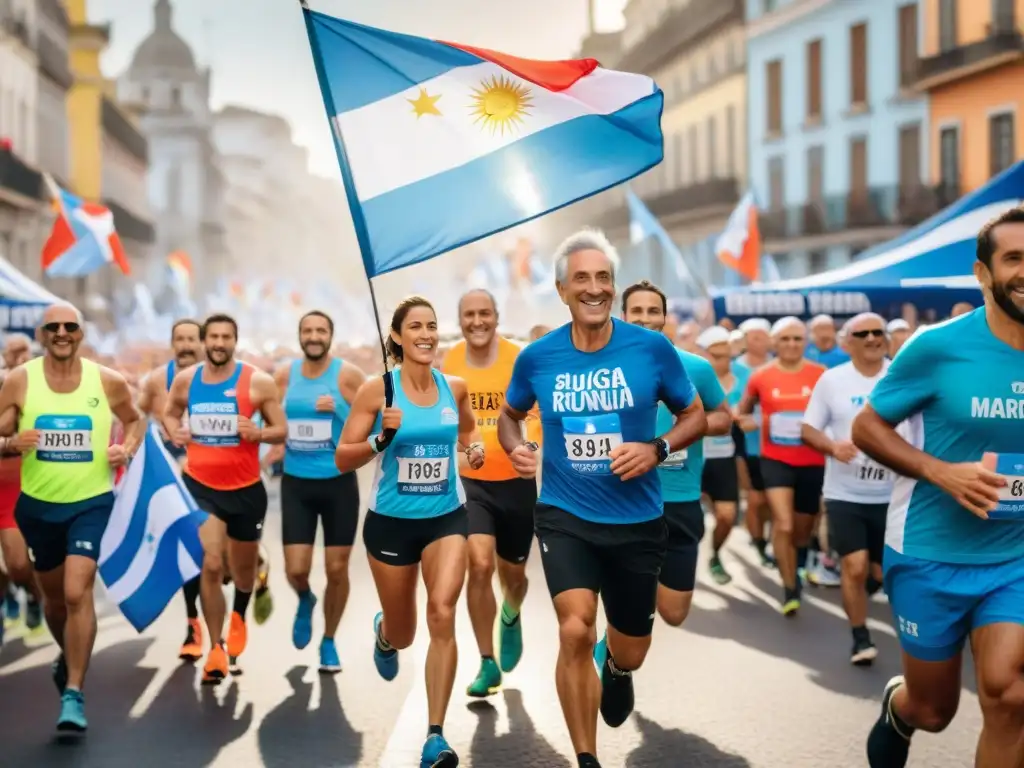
[378,640,429,767]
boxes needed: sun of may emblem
[470,74,533,135]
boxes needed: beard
[205,348,231,366]
[992,279,1024,325]
[302,342,328,361]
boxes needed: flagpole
[298,0,389,369]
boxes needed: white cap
[738,317,771,334]
[809,314,834,328]
[697,326,731,350]
[770,316,805,337]
[887,319,910,332]
[728,329,744,343]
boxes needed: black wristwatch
[649,438,669,464]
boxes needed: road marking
[378,640,429,767]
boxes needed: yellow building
[917,0,1024,194]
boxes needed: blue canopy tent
[711,160,1024,321]
[0,255,60,333]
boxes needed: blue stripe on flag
[309,11,483,113]
[359,91,664,276]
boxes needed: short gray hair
[553,228,621,283]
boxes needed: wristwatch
[649,438,670,464]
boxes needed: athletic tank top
[369,368,465,519]
[20,357,112,503]
[283,358,347,480]
[184,362,260,490]
[165,360,176,391]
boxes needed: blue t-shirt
[869,309,1024,564]
[656,350,725,503]
[807,344,850,368]
[506,319,696,524]
[732,358,760,456]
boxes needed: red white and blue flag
[41,175,130,278]
[301,8,665,278]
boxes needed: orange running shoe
[202,642,228,685]
[178,619,203,662]
[226,611,247,658]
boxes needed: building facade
[746,0,932,278]
[916,0,1022,195]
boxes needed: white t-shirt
[802,360,894,504]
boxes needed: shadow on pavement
[257,665,363,768]
[468,689,570,768]
[626,713,751,767]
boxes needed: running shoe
[319,637,342,674]
[466,657,501,698]
[593,633,608,676]
[851,635,878,667]
[52,652,68,694]
[372,612,399,681]
[498,602,523,673]
[24,596,43,633]
[781,588,800,617]
[709,555,732,585]
[253,552,273,625]
[420,733,459,768]
[229,655,243,676]
[226,611,247,657]
[596,643,634,728]
[292,591,317,650]
[179,618,203,662]
[866,676,912,768]
[56,689,87,732]
[202,642,229,685]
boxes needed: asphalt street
[0,468,984,767]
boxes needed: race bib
[189,406,239,447]
[396,444,451,495]
[35,415,93,462]
[769,411,803,446]
[562,413,623,476]
[286,418,333,452]
[704,434,736,460]
[986,453,1024,520]
[854,457,889,483]
[662,447,688,469]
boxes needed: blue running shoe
[593,633,608,676]
[420,733,459,768]
[319,637,342,674]
[372,612,398,681]
[56,689,87,732]
[292,591,317,650]
[52,653,68,694]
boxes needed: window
[898,123,922,191]
[939,125,960,200]
[707,115,717,178]
[807,146,824,204]
[898,4,918,89]
[993,0,1016,34]
[806,39,823,121]
[850,23,868,106]
[171,86,181,107]
[768,156,785,210]
[167,165,182,213]
[990,112,1015,176]
[726,105,736,176]
[938,0,956,52]
[766,59,782,135]
[688,124,698,184]
[850,137,868,196]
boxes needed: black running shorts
[281,472,360,547]
[362,507,468,566]
[659,500,704,592]
[760,458,824,516]
[701,458,739,503]
[463,476,537,564]
[183,476,267,542]
[825,499,887,563]
[744,455,766,491]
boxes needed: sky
[89,0,629,180]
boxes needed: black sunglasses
[850,329,885,339]
[42,322,80,334]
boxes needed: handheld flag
[715,191,761,282]
[625,187,705,293]
[300,7,664,279]
[167,251,192,295]
[98,425,207,633]
[41,175,130,278]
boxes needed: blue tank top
[283,358,348,480]
[369,368,465,519]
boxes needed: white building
[117,0,226,304]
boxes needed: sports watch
[649,437,670,464]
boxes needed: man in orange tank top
[163,314,287,684]
[442,289,539,698]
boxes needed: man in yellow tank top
[0,303,143,733]
[442,289,539,698]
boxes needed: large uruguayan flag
[99,425,206,632]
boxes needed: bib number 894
[568,436,612,459]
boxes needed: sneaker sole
[425,751,459,768]
[179,653,202,663]
[201,671,226,685]
[852,648,878,666]
[319,665,342,675]
[466,685,501,698]
[56,721,86,733]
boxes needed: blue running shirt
[656,350,725,503]
[506,319,696,524]
[869,309,1024,564]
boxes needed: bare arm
[339,362,367,405]
[103,369,145,457]
[661,394,707,453]
[450,378,483,469]
[0,368,27,438]
[162,370,191,438]
[498,403,528,455]
[852,405,940,482]
[705,401,732,437]
[263,367,291,465]
[137,370,156,416]
[253,372,287,444]
[336,377,386,474]
[801,423,837,457]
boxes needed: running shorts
[463,476,537,564]
[760,458,824,515]
[743,455,766,492]
[659,500,704,592]
[0,480,19,531]
[535,503,667,638]
[826,499,886,562]
[281,472,360,547]
[702,458,739,503]
[183,476,268,542]
[731,422,747,459]
[362,507,468,566]
[884,545,1024,662]
[15,492,114,572]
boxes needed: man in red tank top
[163,314,287,684]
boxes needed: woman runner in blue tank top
[336,296,483,768]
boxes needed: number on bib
[855,458,889,483]
[189,410,239,447]
[396,444,451,495]
[987,453,1024,520]
[768,411,803,446]
[286,418,333,451]
[661,448,688,469]
[34,415,94,463]
[703,435,735,460]
[561,413,623,476]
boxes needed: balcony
[916,30,1024,90]
[0,148,43,204]
[37,33,73,90]
[617,0,743,75]
[0,15,32,49]
[759,185,951,242]
[104,199,155,244]
[595,177,740,230]
[101,98,148,163]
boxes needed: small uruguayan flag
[99,424,206,632]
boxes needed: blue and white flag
[98,425,206,632]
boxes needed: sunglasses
[850,329,885,339]
[777,335,804,342]
[42,322,80,334]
